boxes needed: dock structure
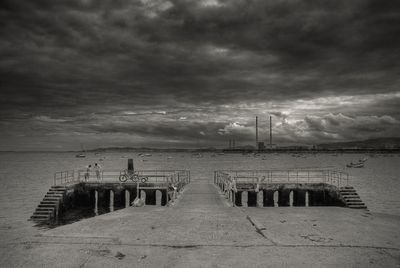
[31,169,190,223]
[214,169,367,209]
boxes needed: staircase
[31,185,66,223]
[339,186,367,209]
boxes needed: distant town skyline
[1,0,400,151]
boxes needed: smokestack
[269,116,272,147]
[256,116,258,147]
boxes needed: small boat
[358,157,368,163]
[75,144,86,158]
[346,162,364,168]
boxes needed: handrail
[54,170,76,185]
[53,169,190,186]
[214,169,349,188]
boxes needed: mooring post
[128,158,134,172]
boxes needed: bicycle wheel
[119,174,128,182]
[131,175,139,183]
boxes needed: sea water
[0,152,399,243]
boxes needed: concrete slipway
[2,175,400,267]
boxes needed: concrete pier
[31,169,190,223]
[14,172,400,267]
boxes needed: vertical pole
[136,181,140,199]
[242,191,248,207]
[305,191,309,207]
[256,116,258,149]
[257,190,263,207]
[125,190,130,208]
[269,115,272,148]
[128,159,134,173]
[94,190,98,215]
[110,190,114,212]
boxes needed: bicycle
[119,169,148,183]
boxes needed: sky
[1,0,400,151]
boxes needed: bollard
[128,159,134,173]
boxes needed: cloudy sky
[1,0,400,151]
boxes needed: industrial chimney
[269,115,272,148]
[255,116,258,147]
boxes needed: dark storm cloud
[1,0,400,149]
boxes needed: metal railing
[214,168,349,188]
[54,170,77,185]
[54,169,190,186]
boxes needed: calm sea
[0,152,399,242]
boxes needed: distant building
[257,142,265,151]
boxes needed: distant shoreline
[1,148,400,153]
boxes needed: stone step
[340,186,354,189]
[38,204,56,208]
[46,193,64,196]
[45,194,63,198]
[43,197,60,202]
[347,202,365,206]
[31,215,50,220]
[348,205,367,209]
[51,186,67,189]
[341,193,358,196]
[32,211,51,217]
[41,200,58,204]
[340,189,356,193]
[48,190,65,193]
[343,195,361,199]
[36,207,54,212]
[344,198,362,202]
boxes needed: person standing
[84,164,92,181]
[94,163,102,181]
